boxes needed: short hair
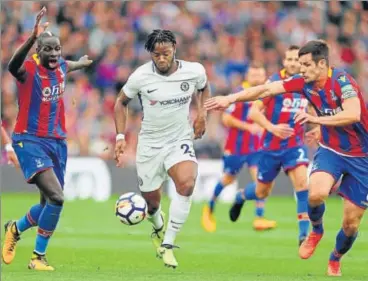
[37,31,58,47]
[144,29,177,52]
[248,61,265,70]
[287,45,300,51]
[298,40,329,65]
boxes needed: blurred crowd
[1,1,368,164]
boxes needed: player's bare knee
[147,201,160,215]
[342,219,360,236]
[222,174,235,186]
[48,191,64,206]
[176,177,196,197]
[255,188,270,199]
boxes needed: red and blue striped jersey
[283,67,368,156]
[224,101,261,155]
[14,54,67,139]
[260,69,308,151]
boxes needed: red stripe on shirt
[36,66,52,137]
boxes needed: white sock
[147,205,164,230]
[162,193,192,246]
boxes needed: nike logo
[147,89,158,93]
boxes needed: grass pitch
[1,193,367,281]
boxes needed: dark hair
[37,31,58,47]
[287,45,300,51]
[298,40,329,65]
[144,29,177,52]
[248,61,265,70]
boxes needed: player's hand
[78,55,93,68]
[270,124,294,139]
[114,139,126,167]
[204,95,234,111]
[294,111,319,125]
[6,150,20,169]
[193,115,206,139]
[305,126,320,146]
[32,6,49,38]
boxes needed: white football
[115,192,148,225]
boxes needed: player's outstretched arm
[249,101,294,139]
[204,81,287,111]
[66,55,93,73]
[8,7,48,82]
[113,89,131,167]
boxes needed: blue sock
[235,182,258,204]
[255,200,265,217]
[16,204,44,233]
[209,182,225,212]
[35,203,63,255]
[308,202,325,234]
[329,229,358,261]
[296,190,310,239]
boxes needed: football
[115,192,148,225]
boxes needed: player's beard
[155,57,175,75]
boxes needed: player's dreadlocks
[144,29,177,52]
[37,31,57,47]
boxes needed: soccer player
[1,123,20,168]
[229,46,311,246]
[201,63,276,233]
[114,29,210,268]
[2,7,92,271]
[205,40,368,277]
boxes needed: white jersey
[123,60,207,147]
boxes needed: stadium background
[1,2,368,281]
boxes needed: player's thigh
[342,196,366,236]
[222,154,247,185]
[309,147,344,201]
[165,140,198,196]
[248,166,258,182]
[338,173,368,212]
[136,145,166,194]
[281,146,309,174]
[288,165,308,192]
[33,169,64,205]
[52,139,68,188]
[257,151,281,183]
[12,135,54,184]
[245,152,261,182]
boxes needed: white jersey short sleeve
[124,60,207,192]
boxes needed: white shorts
[136,139,197,192]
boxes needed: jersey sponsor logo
[281,97,308,112]
[41,82,65,102]
[159,95,191,106]
[149,100,158,105]
[180,82,190,92]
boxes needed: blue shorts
[310,146,368,209]
[223,152,261,175]
[257,146,309,183]
[12,134,68,188]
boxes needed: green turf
[1,193,367,281]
